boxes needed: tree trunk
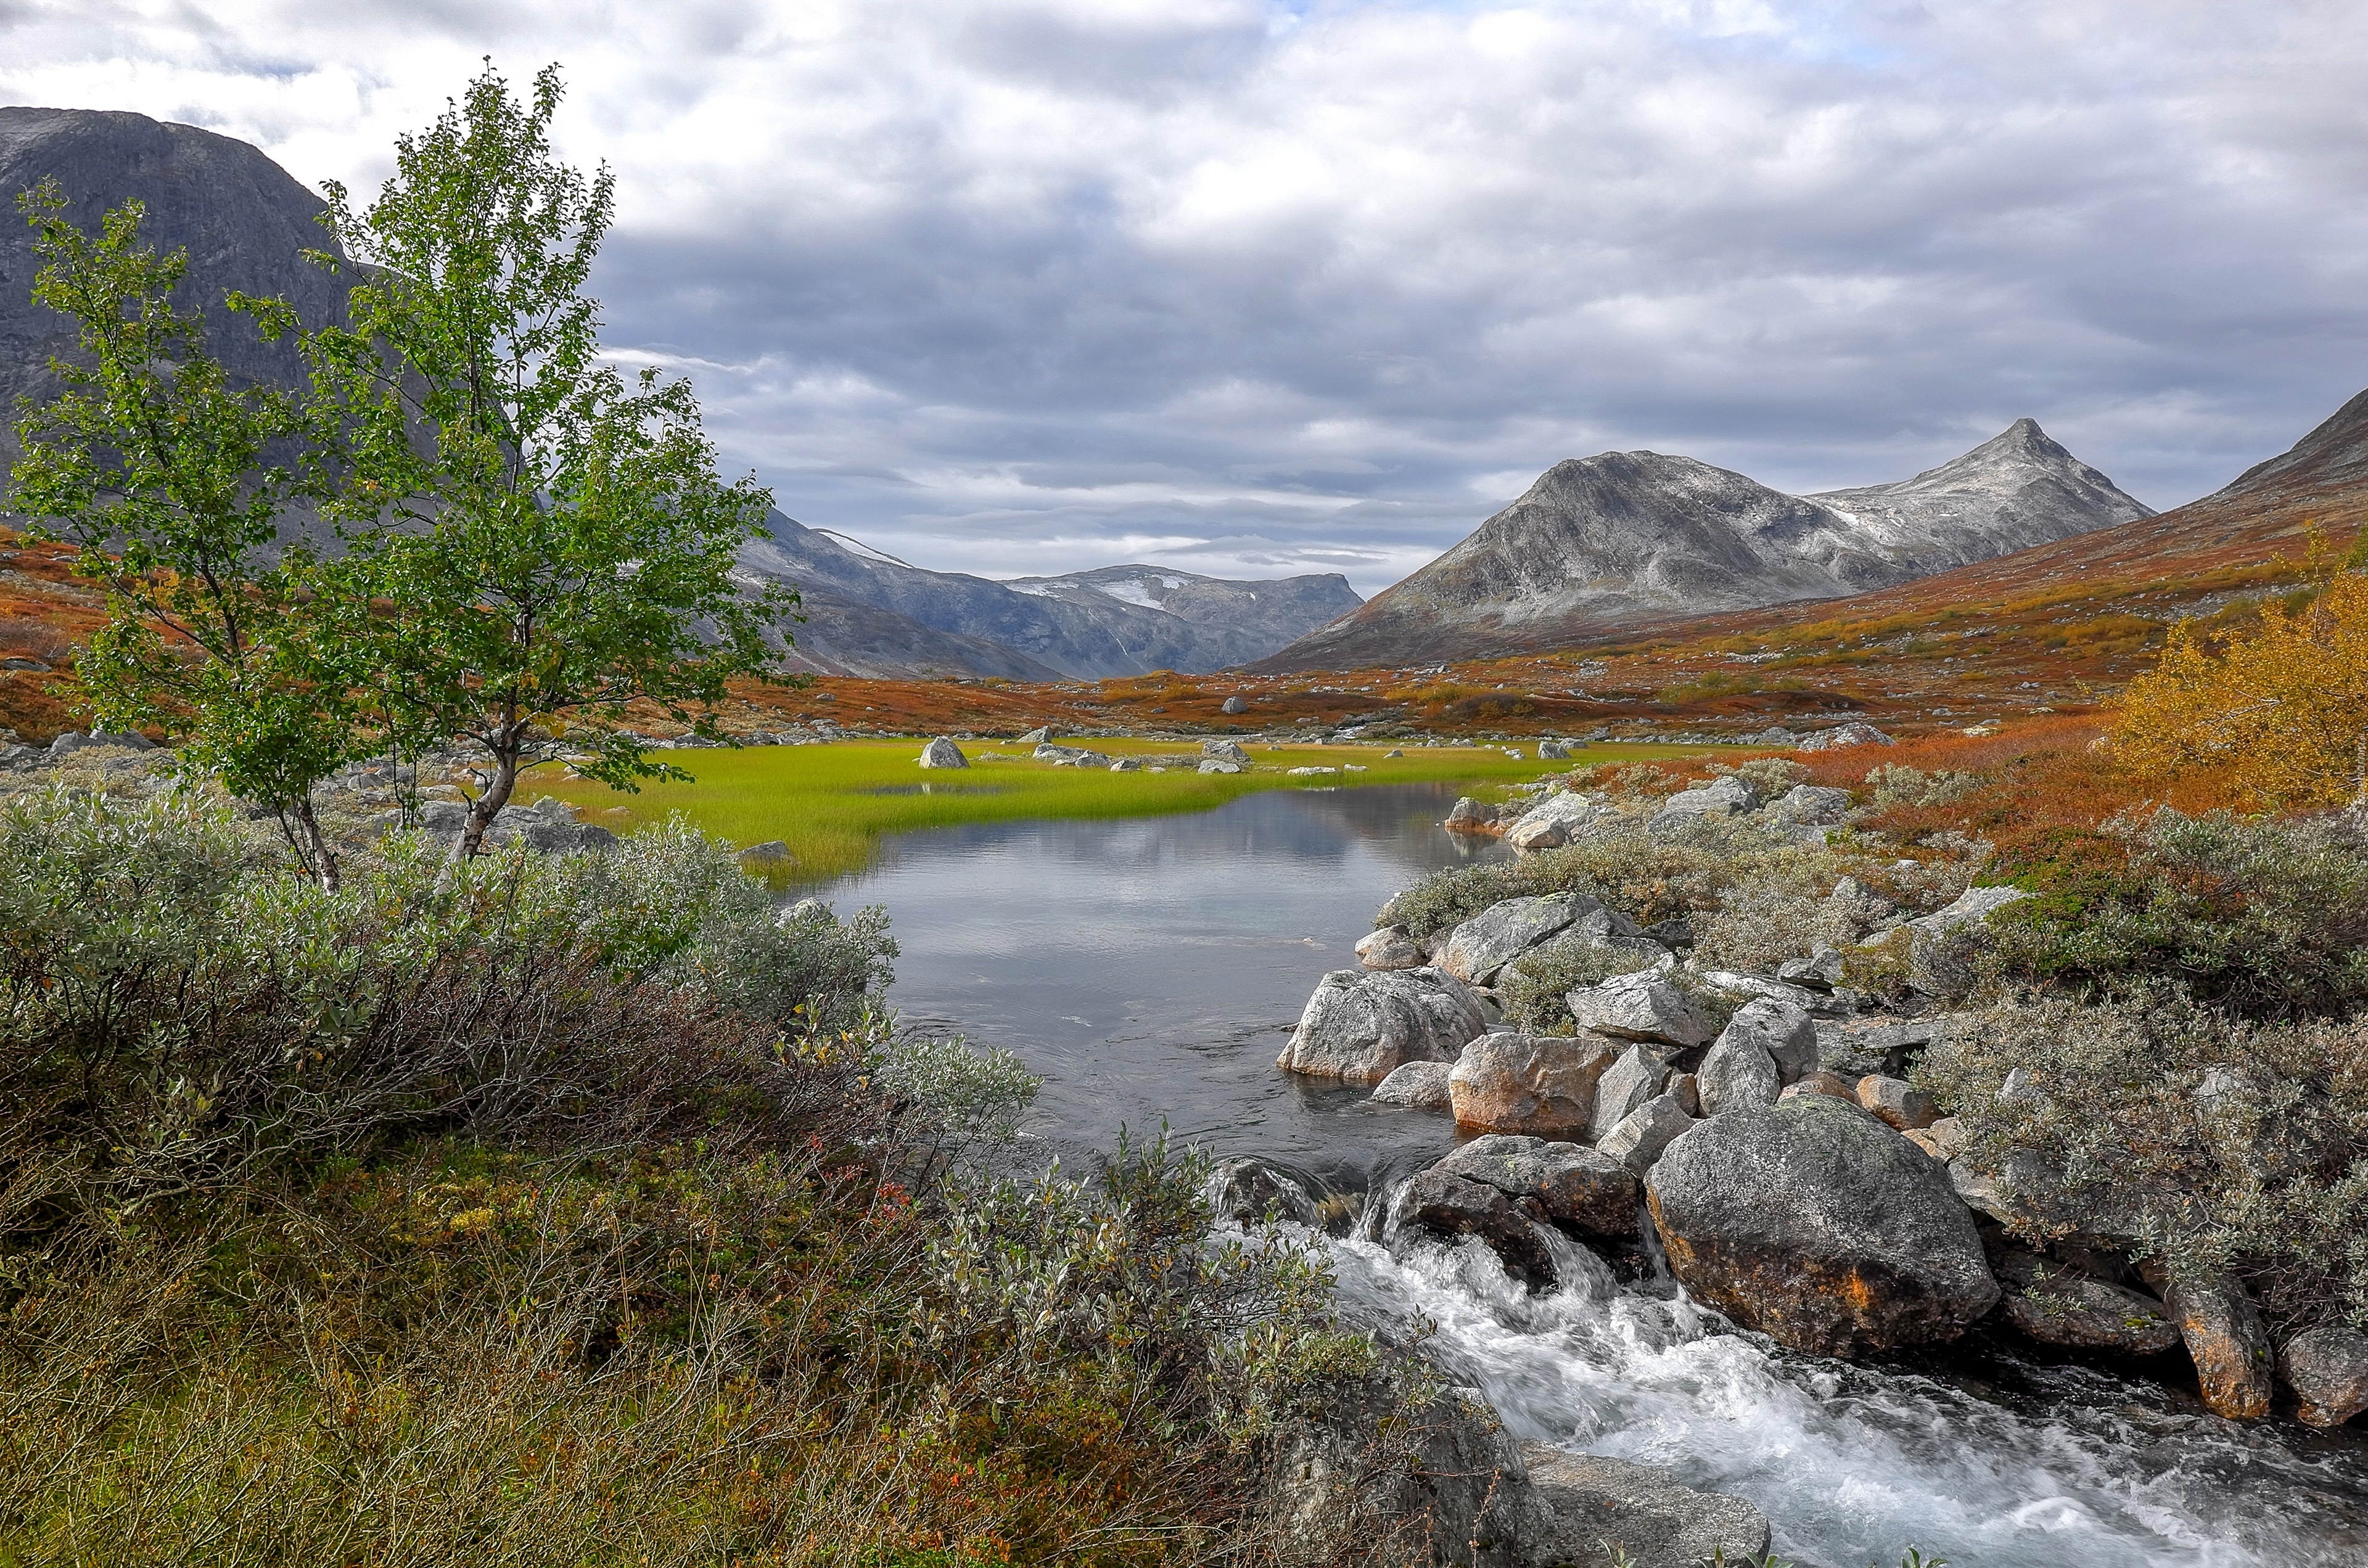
[455,720,527,859]
[280,794,341,891]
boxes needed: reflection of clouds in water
[820,783,1506,1179]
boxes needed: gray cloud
[6,0,2368,590]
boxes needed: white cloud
[6,0,2368,591]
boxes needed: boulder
[1698,971,1823,1012]
[1694,1032,1779,1118]
[1198,758,1243,774]
[2279,1328,2368,1427]
[1761,783,1851,826]
[1212,1158,1321,1228]
[1645,776,1756,835]
[1794,721,1894,752]
[1646,1096,2000,1357]
[1589,1045,1670,1141]
[1444,797,1500,834]
[739,839,797,868]
[1017,725,1056,743]
[1436,894,1584,985]
[1502,792,1599,852]
[1357,926,1429,971]
[1432,1134,1641,1239]
[1780,1069,1860,1106]
[1264,1379,1555,1568]
[1597,1094,1696,1173]
[1908,885,2035,996]
[917,736,969,769]
[1220,696,1248,715]
[1566,972,1711,1049]
[1667,1071,1700,1117]
[1713,998,1820,1085]
[1855,1074,1938,1131]
[1202,738,1253,766]
[1449,1033,1618,1137]
[1994,1245,2179,1355]
[1777,950,1844,991]
[1395,1170,1555,1287]
[1537,739,1571,760]
[1902,1115,1970,1163]
[1278,967,1490,1084]
[1521,1443,1771,1568]
[1372,1060,1457,1108]
[2139,1260,2274,1419]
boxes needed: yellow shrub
[2114,573,2368,807]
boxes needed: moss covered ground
[534,736,1725,882]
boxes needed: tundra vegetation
[0,790,1400,1565]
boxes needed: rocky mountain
[738,516,1362,678]
[0,107,351,479]
[1252,421,2153,671]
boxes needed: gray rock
[1694,1032,1779,1117]
[1537,739,1571,760]
[1198,758,1243,774]
[1395,1170,1556,1287]
[1433,1134,1642,1240]
[1646,1096,2000,1356]
[1018,725,1055,744]
[1994,1245,2179,1356]
[2280,1328,2368,1428]
[1202,738,1252,766]
[1264,1378,1555,1568]
[1444,796,1499,832]
[1597,1094,1697,1173]
[1357,926,1429,971]
[1795,721,1895,752]
[1220,695,1248,715]
[1567,971,1712,1049]
[1698,971,1823,1012]
[1908,885,2035,996]
[1645,776,1756,835]
[1278,967,1490,1084]
[739,839,797,867]
[1855,1073,1939,1130]
[1437,894,1584,985]
[1212,1157,1320,1228]
[1372,1060,1458,1108]
[1035,742,1113,766]
[1714,997,1821,1085]
[917,736,968,769]
[1762,782,1851,826]
[1448,1034,1619,1139]
[1502,792,1598,852]
[1590,1044,1671,1141]
[1521,1443,1771,1568]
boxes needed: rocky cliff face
[1252,421,2153,671]
[0,107,351,479]
[739,517,1362,679]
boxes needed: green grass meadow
[533,736,1725,882]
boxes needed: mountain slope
[738,517,1360,678]
[1252,420,2150,672]
[0,107,350,479]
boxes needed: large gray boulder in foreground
[1521,1443,1770,1568]
[1278,967,1489,1083]
[1646,1096,1999,1357]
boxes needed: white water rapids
[1319,1215,2368,1568]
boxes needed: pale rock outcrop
[1713,998,1820,1085]
[1436,895,1583,985]
[1597,1094,1697,1173]
[1502,792,1600,852]
[1448,1034,1619,1138]
[1371,1060,1457,1108]
[1202,738,1253,765]
[1795,722,1895,752]
[1278,967,1489,1084]
[1589,1045,1670,1141]
[1646,1096,2000,1357]
[1521,1444,1772,1568]
[1567,971,1712,1049]
[1357,926,1429,971]
[918,736,969,768]
[1646,776,1757,835]
[1694,1032,1780,1118]
[1761,783,1851,826]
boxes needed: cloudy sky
[6,1,2367,593]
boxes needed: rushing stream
[808,782,2368,1566]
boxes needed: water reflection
[816,781,1510,1184]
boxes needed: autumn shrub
[0,790,1386,1566]
[1983,808,2368,1019]
[1915,988,2368,1336]
[2114,569,2368,807]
